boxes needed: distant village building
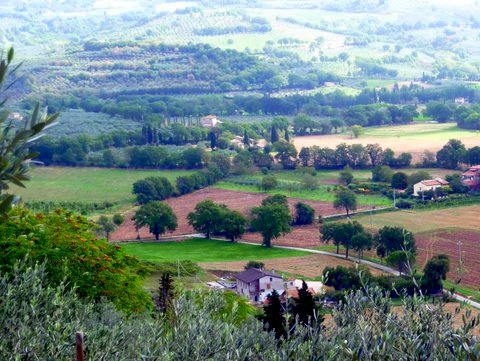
[462,165,480,191]
[230,135,245,149]
[229,136,268,150]
[235,268,284,303]
[8,112,23,121]
[201,115,222,128]
[413,178,449,197]
[255,139,268,149]
[455,97,467,105]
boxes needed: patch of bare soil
[200,254,387,279]
[111,188,354,244]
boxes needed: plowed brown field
[416,229,480,289]
[200,254,387,279]
[111,188,364,246]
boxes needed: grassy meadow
[213,181,392,206]
[213,167,457,207]
[14,167,194,205]
[358,123,480,141]
[122,238,309,263]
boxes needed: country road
[115,233,480,310]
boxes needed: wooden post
[76,331,85,361]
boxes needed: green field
[213,181,391,206]
[359,123,480,141]
[213,168,458,207]
[13,167,194,205]
[122,238,309,263]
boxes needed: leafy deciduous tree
[221,209,247,242]
[375,226,416,257]
[134,201,178,240]
[339,166,354,185]
[422,254,450,294]
[187,200,223,239]
[251,203,291,248]
[333,188,357,217]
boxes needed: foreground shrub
[0,263,272,360]
[2,263,480,360]
[0,208,152,313]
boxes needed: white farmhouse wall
[413,183,441,196]
[258,276,284,302]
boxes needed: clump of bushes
[260,175,278,191]
[176,165,226,195]
[0,208,151,313]
[25,200,117,215]
[294,202,315,225]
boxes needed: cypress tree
[285,130,290,142]
[271,125,279,143]
[147,125,153,144]
[243,129,250,146]
[262,290,285,339]
[141,125,148,145]
[291,280,318,327]
[209,131,216,149]
[156,273,174,314]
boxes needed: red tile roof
[420,179,449,186]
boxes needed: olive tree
[0,48,58,219]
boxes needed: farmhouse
[201,115,222,128]
[413,178,449,197]
[230,136,268,150]
[8,112,23,121]
[235,268,284,303]
[230,136,247,149]
[285,280,324,298]
[462,165,480,190]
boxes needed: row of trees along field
[298,138,479,170]
[31,119,479,172]
[32,83,474,121]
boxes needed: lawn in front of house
[122,238,310,263]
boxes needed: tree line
[27,82,475,124]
